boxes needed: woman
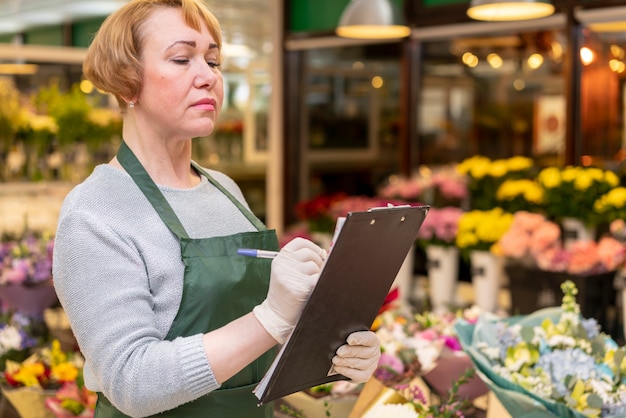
[52,0,380,417]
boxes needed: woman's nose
[196,61,220,89]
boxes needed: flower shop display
[0,311,47,372]
[495,178,544,214]
[456,208,513,312]
[2,339,94,418]
[497,211,625,334]
[455,280,626,418]
[378,164,468,208]
[537,166,620,247]
[595,187,626,225]
[280,381,362,418]
[417,206,463,312]
[0,232,57,318]
[456,155,534,211]
[353,306,487,417]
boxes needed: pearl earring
[128,101,134,109]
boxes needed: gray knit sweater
[52,164,259,417]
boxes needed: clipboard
[253,204,430,404]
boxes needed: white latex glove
[331,331,381,383]
[253,237,326,344]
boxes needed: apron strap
[116,141,266,238]
[191,161,266,231]
[117,140,189,239]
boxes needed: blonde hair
[83,0,222,111]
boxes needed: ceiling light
[467,0,555,21]
[336,0,410,40]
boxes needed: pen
[237,248,279,259]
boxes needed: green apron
[95,141,277,417]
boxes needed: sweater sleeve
[53,205,220,417]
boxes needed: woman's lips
[192,99,216,111]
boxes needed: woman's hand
[253,237,326,344]
[332,330,381,383]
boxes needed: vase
[422,348,489,401]
[391,244,416,306]
[1,385,56,418]
[0,281,58,318]
[425,245,459,313]
[561,217,596,250]
[470,250,503,313]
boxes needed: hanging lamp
[336,0,410,40]
[467,0,554,22]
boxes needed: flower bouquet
[455,280,626,417]
[0,231,57,318]
[0,311,46,371]
[2,340,95,418]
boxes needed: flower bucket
[392,245,416,306]
[425,245,458,312]
[0,282,58,318]
[470,250,503,313]
[282,390,359,418]
[505,265,616,337]
[1,385,56,418]
[421,348,488,401]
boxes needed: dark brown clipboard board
[254,204,430,404]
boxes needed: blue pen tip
[237,248,256,257]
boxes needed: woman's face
[135,7,224,141]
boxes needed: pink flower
[596,236,626,271]
[511,211,548,233]
[442,335,462,351]
[417,207,463,245]
[528,221,561,255]
[417,329,439,341]
[567,241,600,274]
[499,229,530,258]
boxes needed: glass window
[419,29,567,167]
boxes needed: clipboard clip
[368,204,411,211]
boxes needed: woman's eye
[173,59,190,65]
[207,61,221,69]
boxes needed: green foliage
[31,81,122,152]
[0,77,23,148]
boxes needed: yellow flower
[488,159,508,178]
[537,167,561,188]
[569,380,601,418]
[605,170,620,186]
[456,155,491,178]
[11,362,46,388]
[52,362,79,383]
[456,208,513,254]
[506,156,534,172]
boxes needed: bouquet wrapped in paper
[455,280,626,418]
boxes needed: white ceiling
[0,0,272,58]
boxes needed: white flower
[0,325,23,354]
[362,403,419,418]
